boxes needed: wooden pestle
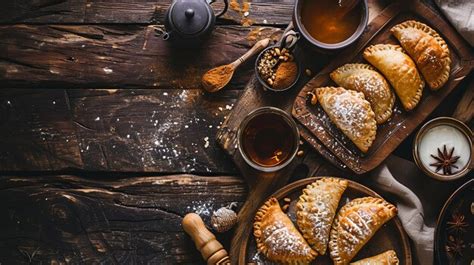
[182,213,231,265]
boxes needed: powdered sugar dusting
[262,220,312,257]
[338,208,376,255]
[325,89,369,139]
[303,193,333,246]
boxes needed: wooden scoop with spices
[202,38,270,93]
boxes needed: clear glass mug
[237,107,299,172]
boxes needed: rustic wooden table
[0,0,471,264]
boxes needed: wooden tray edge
[292,1,474,174]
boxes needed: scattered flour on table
[186,200,240,221]
[186,200,215,217]
[251,252,278,265]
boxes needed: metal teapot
[163,0,228,46]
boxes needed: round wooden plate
[239,177,412,264]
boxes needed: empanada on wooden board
[363,44,425,111]
[329,197,397,265]
[391,20,451,90]
[315,86,377,153]
[245,177,411,264]
[296,178,348,255]
[330,63,395,124]
[350,250,399,265]
[254,197,317,264]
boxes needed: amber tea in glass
[238,107,299,172]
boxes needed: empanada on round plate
[350,250,399,265]
[315,87,377,153]
[330,63,395,124]
[329,197,398,265]
[391,20,451,90]
[296,177,348,255]
[253,197,317,264]
[363,44,425,111]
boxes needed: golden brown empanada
[254,197,317,264]
[363,44,425,111]
[350,250,399,265]
[391,20,451,90]
[330,63,395,124]
[329,197,397,265]
[315,87,377,153]
[296,177,348,255]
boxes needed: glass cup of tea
[237,107,299,172]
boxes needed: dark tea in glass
[238,107,299,172]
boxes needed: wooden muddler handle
[182,213,230,265]
[231,38,270,69]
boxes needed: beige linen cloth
[435,0,474,46]
[360,155,465,265]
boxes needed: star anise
[445,235,465,258]
[429,145,460,175]
[447,212,469,234]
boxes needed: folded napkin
[435,0,474,46]
[360,155,462,265]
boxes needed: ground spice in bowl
[201,64,234,92]
[256,47,299,91]
[273,62,298,90]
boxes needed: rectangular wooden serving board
[292,1,474,174]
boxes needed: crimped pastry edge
[391,20,451,90]
[329,197,398,265]
[253,197,317,265]
[315,86,377,153]
[350,250,399,265]
[363,44,425,111]
[296,177,348,255]
[330,63,395,124]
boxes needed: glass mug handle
[208,0,229,18]
[280,30,300,50]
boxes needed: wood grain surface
[0,89,239,173]
[0,24,282,89]
[0,0,471,264]
[0,174,246,264]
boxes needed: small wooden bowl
[413,117,473,181]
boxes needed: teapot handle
[209,0,228,18]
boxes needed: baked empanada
[350,250,399,265]
[363,44,425,111]
[296,177,348,255]
[315,87,377,153]
[330,63,395,124]
[391,20,451,90]
[254,197,317,264]
[329,197,397,265]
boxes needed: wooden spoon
[202,38,270,93]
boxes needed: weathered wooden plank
[0,174,247,264]
[0,0,294,25]
[0,89,240,174]
[0,24,282,89]
[0,89,83,171]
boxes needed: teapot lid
[169,0,211,36]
